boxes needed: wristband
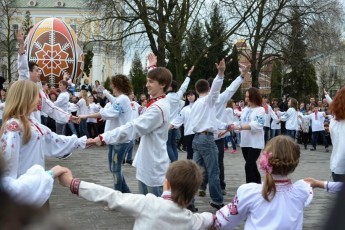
[70,178,81,195]
[98,134,106,145]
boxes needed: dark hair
[195,79,210,94]
[111,74,133,96]
[207,78,214,88]
[169,80,178,92]
[185,90,198,106]
[165,160,203,208]
[28,62,38,72]
[247,87,262,106]
[146,67,172,92]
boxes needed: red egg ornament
[25,17,84,86]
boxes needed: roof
[14,0,88,9]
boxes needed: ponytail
[262,173,276,201]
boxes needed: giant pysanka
[25,17,84,86]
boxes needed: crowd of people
[0,30,344,229]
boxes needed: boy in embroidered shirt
[92,53,172,197]
[58,160,214,229]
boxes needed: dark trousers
[332,172,345,182]
[242,147,261,183]
[215,138,226,190]
[264,126,270,144]
[312,131,328,149]
[301,132,309,147]
[184,134,194,160]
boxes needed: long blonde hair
[262,136,300,201]
[80,89,89,106]
[1,80,39,144]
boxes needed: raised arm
[16,30,30,81]
[206,59,225,106]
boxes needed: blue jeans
[79,118,89,138]
[55,123,66,135]
[108,143,131,193]
[193,133,223,204]
[270,129,281,139]
[138,180,163,196]
[167,128,178,162]
[236,132,241,145]
[311,131,328,149]
[225,134,236,150]
[286,130,296,140]
[67,121,78,136]
[125,140,134,161]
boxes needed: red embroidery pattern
[146,95,166,108]
[6,121,21,132]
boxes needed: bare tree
[225,0,345,88]
[81,0,257,82]
[0,0,19,83]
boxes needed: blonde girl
[1,80,88,207]
[76,89,90,137]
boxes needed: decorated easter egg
[25,17,84,86]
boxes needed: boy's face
[146,77,164,98]
[30,65,42,83]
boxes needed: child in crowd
[57,160,214,229]
[215,135,313,229]
[0,80,90,207]
[86,95,101,138]
[270,106,282,138]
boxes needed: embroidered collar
[161,191,172,201]
[146,95,166,108]
[272,175,292,184]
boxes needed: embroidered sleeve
[249,108,265,131]
[1,119,22,179]
[215,185,253,229]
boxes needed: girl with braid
[214,135,313,229]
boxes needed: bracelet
[46,170,54,178]
[326,181,329,192]
[98,134,106,145]
[70,178,81,195]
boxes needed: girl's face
[300,103,305,109]
[0,90,5,96]
[245,92,251,106]
[187,94,195,103]
[88,96,94,104]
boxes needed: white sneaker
[103,206,114,211]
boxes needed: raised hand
[147,53,157,67]
[323,88,328,95]
[188,66,195,77]
[16,30,25,54]
[58,168,74,187]
[239,64,251,77]
[215,59,226,77]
